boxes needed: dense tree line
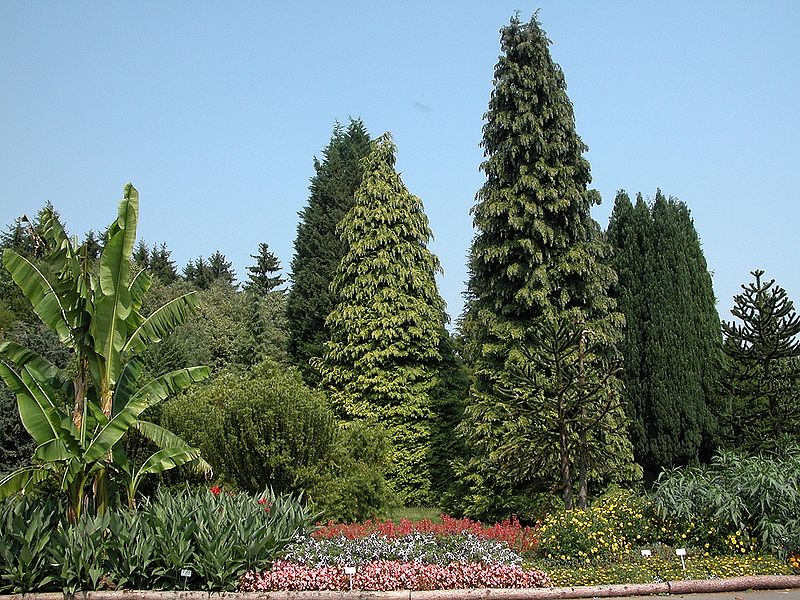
[2,13,797,521]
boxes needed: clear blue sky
[2,2,798,324]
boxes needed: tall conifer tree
[245,242,285,296]
[457,15,630,515]
[287,119,371,384]
[316,133,446,503]
[607,190,721,481]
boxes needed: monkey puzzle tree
[721,270,800,450]
[0,184,210,517]
[316,133,446,503]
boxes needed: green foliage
[163,361,337,495]
[0,496,60,592]
[0,487,317,593]
[0,321,71,475]
[0,185,210,516]
[720,270,800,451]
[287,119,372,384]
[308,422,396,522]
[183,250,236,290]
[458,14,629,516]
[651,446,800,557]
[428,332,470,497]
[607,191,721,481]
[317,133,447,504]
[245,242,285,296]
[494,318,636,510]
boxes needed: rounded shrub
[163,360,337,495]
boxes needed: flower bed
[315,515,538,553]
[241,520,548,592]
[285,531,523,567]
[239,560,550,591]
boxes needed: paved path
[622,591,800,600]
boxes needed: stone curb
[5,576,800,600]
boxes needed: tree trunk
[559,418,573,510]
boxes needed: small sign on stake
[640,549,652,557]
[676,548,687,571]
[344,566,356,590]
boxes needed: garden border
[5,576,800,600]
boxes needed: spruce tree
[245,242,285,296]
[457,14,631,515]
[287,119,372,384]
[608,190,721,481]
[316,133,446,503]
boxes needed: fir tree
[458,15,631,514]
[720,270,800,450]
[287,119,372,384]
[245,242,285,296]
[132,240,150,268]
[150,242,178,283]
[316,133,446,503]
[208,250,236,288]
[608,190,721,481]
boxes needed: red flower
[210,485,222,496]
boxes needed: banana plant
[0,184,211,518]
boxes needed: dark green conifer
[457,15,630,515]
[721,270,800,450]
[149,242,178,283]
[608,190,721,481]
[316,133,446,503]
[245,242,285,296]
[287,119,371,384]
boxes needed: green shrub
[308,422,397,522]
[536,489,653,565]
[651,446,800,556]
[163,360,337,495]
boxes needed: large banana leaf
[122,292,199,356]
[0,340,64,384]
[133,420,213,475]
[136,446,203,477]
[128,269,152,313]
[0,362,61,445]
[83,366,210,463]
[91,184,138,388]
[112,357,144,417]
[0,466,52,500]
[128,365,211,407]
[2,250,71,343]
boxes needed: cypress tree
[316,133,446,503]
[287,119,372,384]
[458,15,630,515]
[608,190,721,481]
